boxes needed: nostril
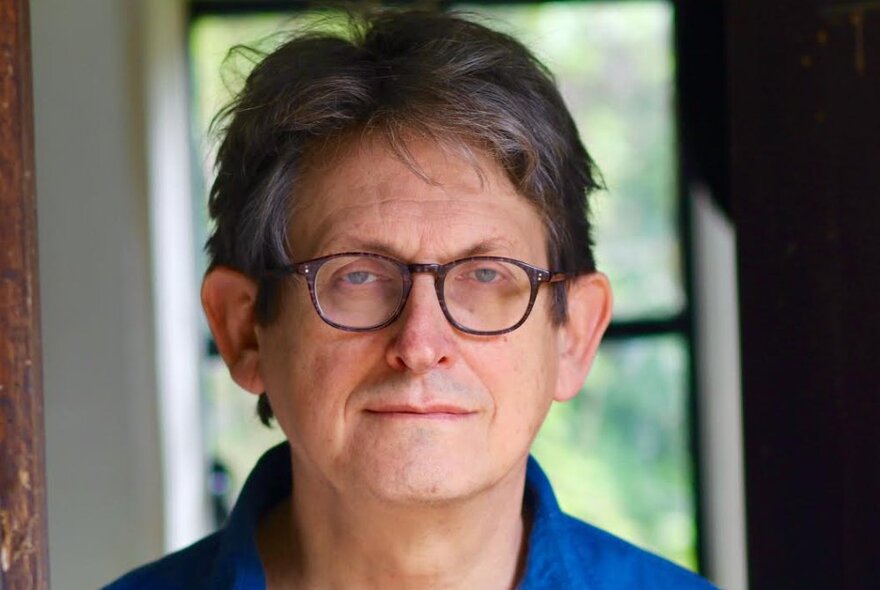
[385,311,454,373]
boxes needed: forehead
[290,135,549,264]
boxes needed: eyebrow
[332,237,515,261]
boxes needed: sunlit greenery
[465,2,683,320]
[189,0,696,572]
[533,336,695,568]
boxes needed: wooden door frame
[730,1,880,588]
[0,0,50,587]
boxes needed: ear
[201,267,265,395]
[554,272,613,402]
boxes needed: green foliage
[533,336,696,569]
[465,2,683,320]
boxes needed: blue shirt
[106,443,717,589]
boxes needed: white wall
[692,187,749,590]
[31,0,164,586]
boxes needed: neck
[258,460,531,590]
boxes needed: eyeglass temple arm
[263,265,304,279]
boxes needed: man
[108,9,716,590]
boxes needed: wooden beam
[0,0,50,587]
[730,1,880,588]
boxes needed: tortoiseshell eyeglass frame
[264,252,568,336]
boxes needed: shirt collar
[209,443,574,589]
[211,443,290,588]
[518,455,577,588]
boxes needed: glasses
[265,252,567,336]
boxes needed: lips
[364,404,476,418]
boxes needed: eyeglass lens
[312,255,533,332]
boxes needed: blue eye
[343,271,376,285]
[473,268,499,283]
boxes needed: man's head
[201,9,612,504]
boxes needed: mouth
[364,404,477,420]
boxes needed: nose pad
[385,275,454,373]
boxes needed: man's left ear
[554,272,613,402]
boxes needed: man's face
[256,137,569,503]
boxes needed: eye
[472,268,500,283]
[452,261,512,286]
[342,270,378,285]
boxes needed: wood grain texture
[730,1,880,588]
[0,0,49,588]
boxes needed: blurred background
[30,1,745,588]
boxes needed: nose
[385,274,455,373]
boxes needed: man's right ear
[201,267,265,395]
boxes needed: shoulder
[102,532,223,590]
[556,514,717,590]
[104,444,290,589]
[523,456,717,589]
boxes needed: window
[188,0,699,571]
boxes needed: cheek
[479,327,559,444]
[261,322,384,447]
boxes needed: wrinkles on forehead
[333,236,520,261]
[309,201,524,263]
[297,196,533,263]
[287,133,548,265]
[292,127,490,203]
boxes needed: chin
[353,445,492,506]
[368,472,484,506]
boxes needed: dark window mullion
[605,314,690,339]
